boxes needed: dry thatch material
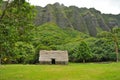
[39,50,68,64]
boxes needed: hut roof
[39,50,68,61]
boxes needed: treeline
[0,0,120,64]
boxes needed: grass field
[0,63,120,80]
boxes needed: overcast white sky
[27,0,120,14]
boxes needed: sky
[27,0,120,14]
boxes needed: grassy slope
[0,63,120,80]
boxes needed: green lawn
[0,63,120,80]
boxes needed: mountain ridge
[34,2,120,36]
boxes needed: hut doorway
[51,58,56,64]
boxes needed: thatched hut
[39,50,68,64]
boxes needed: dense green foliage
[1,63,120,80]
[0,0,36,64]
[1,22,120,63]
[72,41,92,62]
[13,42,35,64]
[0,1,120,64]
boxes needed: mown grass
[0,62,120,80]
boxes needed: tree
[13,42,35,64]
[72,41,92,63]
[0,0,9,22]
[0,0,36,64]
[97,27,120,62]
[111,27,120,62]
[91,38,115,62]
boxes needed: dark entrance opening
[51,59,55,64]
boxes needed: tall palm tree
[111,27,120,62]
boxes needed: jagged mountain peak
[34,2,120,36]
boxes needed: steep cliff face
[34,3,120,36]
